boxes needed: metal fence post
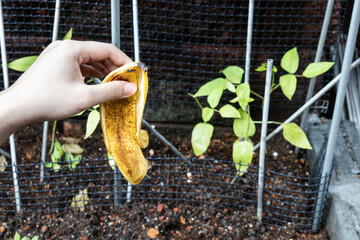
[110,0,122,210]
[312,0,360,231]
[244,0,255,84]
[257,59,273,223]
[253,58,360,151]
[296,0,335,156]
[0,0,21,213]
[40,0,61,182]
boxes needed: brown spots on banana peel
[100,62,148,185]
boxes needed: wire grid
[0,0,341,232]
[0,0,348,118]
[0,157,330,232]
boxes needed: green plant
[43,140,82,172]
[191,47,334,179]
[14,232,39,240]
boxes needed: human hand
[0,40,135,143]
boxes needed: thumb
[85,81,137,106]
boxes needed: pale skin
[0,40,136,145]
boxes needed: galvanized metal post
[253,58,360,151]
[0,0,21,213]
[297,0,335,155]
[257,59,273,223]
[111,0,122,209]
[0,148,10,158]
[40,0,61,182]
[244,0,255,84]
[312,0,360,231]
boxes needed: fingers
[81,81,137,108]
[80,63,112,78]
[74,41,133,66]
[80,64,103,78]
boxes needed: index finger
[74,41,133,67]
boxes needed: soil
[0,120,329,239]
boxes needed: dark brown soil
[0,120,329,239]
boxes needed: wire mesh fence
[0,0,348,233]
[0,0,348,120]
[0,157,331,232]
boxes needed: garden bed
[0,121,329,239]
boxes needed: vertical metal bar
[296,0,335,155]
[257,59,273,223]
[111,0,120,48]
[0,0,21,213]
[312,0,360,231]
[125,0,141,203]
[40,0,61,182]
[132,0,140,62]
[111,0,121,209]
[253,58,360,151]
[244,0,255,84]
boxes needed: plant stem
[271,83,280,92]
[250,91,264,100]
[194,97,203,110]
[48,120,57,154]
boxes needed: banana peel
[100,62,149,185]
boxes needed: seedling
[43,140,82,172]
[191,47,334,179]
[14,232,39,240]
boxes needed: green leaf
[22,237,30,240]
[14,232,21,240]
[32,236,39,240]
[207,87,223,108]
[191,123,214,156]
[202,107,214,123]
[74,154,82,161]
[232,140,253,176]
[219,104,241,118]
[64,151,74,162]
[53,140,63,160]
[302,62,334,78]
[279,74,297,100]
[108,152,115,170]
[53,163,61,172]
[220,66,244,84]
[72,109,86,117]
[255,63,278,73]
[84,110,100,139]
[281,47,299,74]
[63,27,73,40]
[233,109,256,137]
[236,83,251,110]
[43,162,53,168]
[282,123,312,149]
[7,56,38,72]
[225,79,236,93]
[193,78,226,97]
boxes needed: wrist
[0,88,28,144]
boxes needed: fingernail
[123,82,137,97]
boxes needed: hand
[0,40,135,144]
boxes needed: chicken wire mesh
[0,0,346,232]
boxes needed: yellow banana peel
[100,62,149,185]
